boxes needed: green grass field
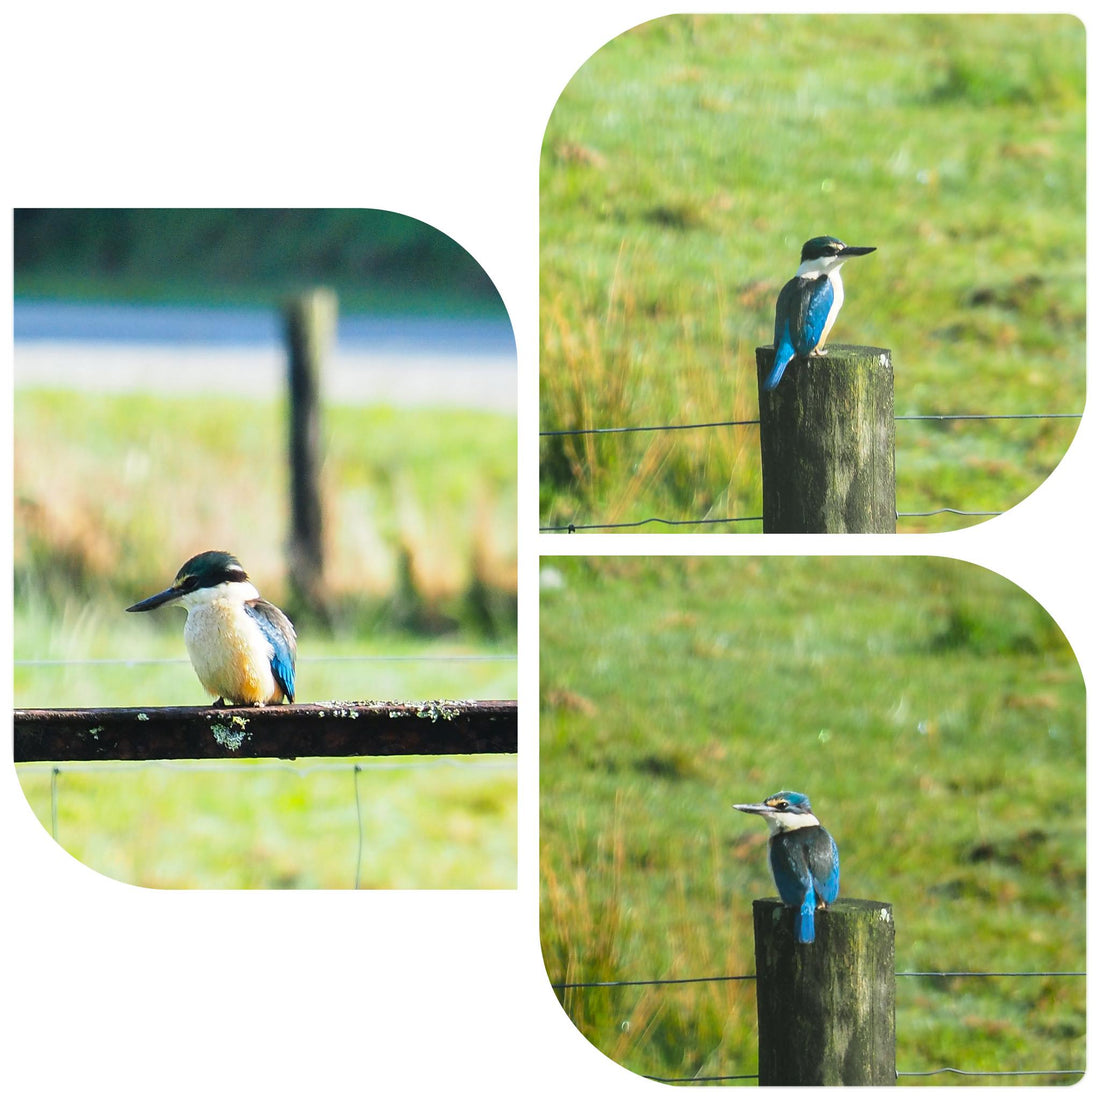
[539,556,1084,1083]
[539,14,1085,532]
[15,387,517,889]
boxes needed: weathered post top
[756,344,895,533]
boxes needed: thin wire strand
[897,508,1002,517]
[559,971,1083,1083]
[15,653,516,667]
[540,417,760,437]
[541,505,1004,530]
[540,411,1081,438]
[897,1068,1083,1078]
[646,1068,1084,1084]
[539,410,1075,529]
[30,758,514,891]
[897,412,1082,421]
[353,764,364,890]
[299,654,515,663]
[899,969,1085,978]
[554,974,755,989]
[17,757,517,778]
[646,1074,758,1083]
[552,969,1084,990]
[541,516,763,532]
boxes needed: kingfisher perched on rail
[765,236,876,392]
[126,550,296,706]
[733,790,840,944]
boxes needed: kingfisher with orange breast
[126,550,296,706]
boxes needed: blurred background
[540,556,1084,1083]
[539,14,1085,532]
[14,207,517,888]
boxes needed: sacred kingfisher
[733,790,840,944]
[126,550,296,706]
[765,236,876,391]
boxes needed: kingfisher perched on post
[126,550,296,706]
[765,236,876,392]
[733,790,840,944]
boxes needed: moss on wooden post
[757,344,895,533]
[752,897,896,1086]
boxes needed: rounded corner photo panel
[538,13,1084,534]
[14,207,517,890]
[539,554,1084,1085]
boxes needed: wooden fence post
[283,288,337,613]
[756,344,895,533]
[752,897,895,1086]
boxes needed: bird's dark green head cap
[174,550,248,587]
[126,550,249,613]
[801,236,876,261]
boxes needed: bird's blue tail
[797,893,817,943]
[765,342,794,392]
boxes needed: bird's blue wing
[770,843,817,943]
[791,275,834,357]
[769,837,813,908]
[766,278,800,390]
[810,832,841,905]
[771,829,837,943]
[246,599,297,703]
[767,275,834,390]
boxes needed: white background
[3,2,1094,1096]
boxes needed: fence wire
[542,507,1006,531]
[552,969,1084,990]
[541,417,761,437]
[20,756,517,782]
[646,1067,1083,1084]
[539,410,1081,532]
[897,1067,1083,1078]
[22,755,516,889]
[540,411,1082,438]
[353,764,365,890]
[15,653,516,667]
[553,969,1084,1084]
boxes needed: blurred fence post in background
[752,898,896,1085]
[283,288,337,614]
[756,345,895,533]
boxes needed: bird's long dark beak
[732,802,771,815]
[126,586,182,612]
[840,245,875,257]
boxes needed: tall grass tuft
[542,806,759,1080]
[540,248,761,529]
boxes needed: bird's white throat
[179,579,260,611]
[768,810,821,834]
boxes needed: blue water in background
[13,299,516,356]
